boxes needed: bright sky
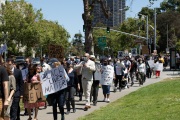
[25,0,164,41]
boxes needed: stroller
[121,74,129,90]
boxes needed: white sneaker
[107,98,110,103]
[103,98,107,102]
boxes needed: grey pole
[154,8,157,50]
[167,24,168,48]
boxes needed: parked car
[15,56,25,64]
[32,57,40,65]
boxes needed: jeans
[52,89,66,120]
[65,87,76,111]
[90,80,100,103]
[10,97,20,120]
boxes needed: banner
[94,63,102,80]
[40,65,68,96]
[142,45,149,55]
[0,44,7,54]
[100,65,114,85]
[23,83,46,103]
[21,68,28,80]
[117,51,124,58]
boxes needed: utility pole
[154,8,157,50]
[167,24,168,48]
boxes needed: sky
[25,0,164,41]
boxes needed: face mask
[83,57,88,62]
[140,61,142,64]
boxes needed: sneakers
[124,86,127,89]
[106,98,110,103]
[103,98,107,102]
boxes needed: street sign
[98,36,107,49]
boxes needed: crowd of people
[0,53,168,120]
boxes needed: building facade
[92,0,126,27]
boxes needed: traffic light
[83,25,85,32]
[106,27,110,33]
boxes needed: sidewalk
[20,70,180,120]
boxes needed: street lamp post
[2,31,8,62]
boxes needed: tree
[71,33,84,56]
[82,0,110,54]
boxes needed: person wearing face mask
[7,58,23,120]
[137,58,146,85]
[81,53,95,111]
[114,59,125,92]
[101,59,115,103]
[65,63,78,114]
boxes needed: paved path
[20,70,180,120]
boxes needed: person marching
[90,55,100,106]
[81,53,95,111]
[101,59,115,103]
[24,65,45,120]
[4,63,16,120]
[65,62,78,114]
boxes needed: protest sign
[142,45,149,55]
[155,63,163,71]
[117,51,124,58]
[23,83,46,103]
[148,60,155,68]
[40,65,68,96]
[94,63,102,80]
[48,44,64,61]
[131,48,137,56]
[21,68,28,80]
[100,65,114,85]
[0,44,7,54]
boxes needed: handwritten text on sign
[40,65,68,96]
[49,44,64,60]
[23,83,46,103]
[100,65,114,85]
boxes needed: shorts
[102,85,110,94]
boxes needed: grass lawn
[78,78,180,120]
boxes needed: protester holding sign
[24,65,45,120]
[4,63,16,120]
[101,59,115,103]
[50,61,66,120]
[65,62,78,115]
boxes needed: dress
[24,73,45,108]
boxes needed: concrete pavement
[20,70,180,120]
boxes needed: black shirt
[0,66,9,99]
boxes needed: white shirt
[138,63,146,73]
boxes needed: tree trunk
[83,0,110,54]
